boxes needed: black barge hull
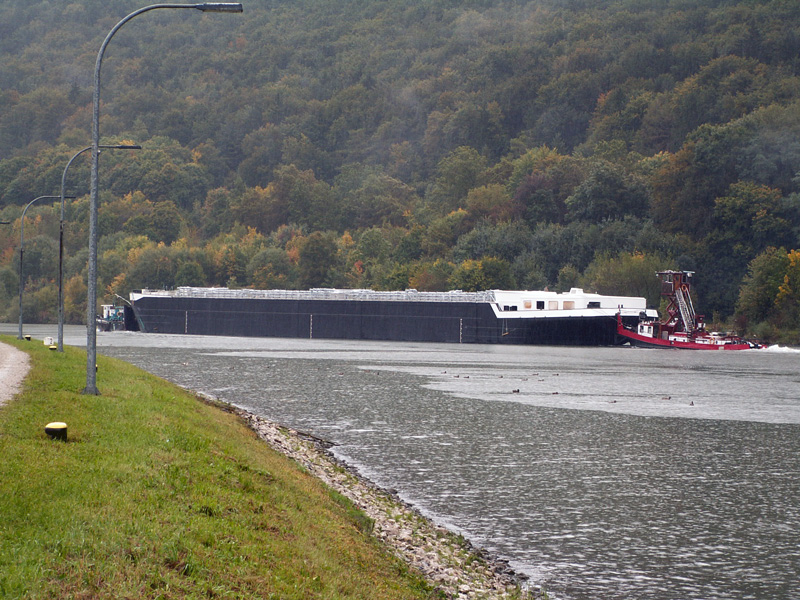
[128,295,636,346]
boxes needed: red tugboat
[616,271,759,350]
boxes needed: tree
[394,226,424,263]
[436,101,507,159]
[449,257,515,291]
[336,168,418,229]
[201,188,236,238]
[139,161,211,210]
[427,147,487,214]
[702,182,797,315]
[63,274,87,324]
[650,123,750,238]
[514,171,567,226]
[297,232,341,288]
[0,87,73,153]
[18,235,58,283]
[409,259,454,292]
[581,252,678,307]
[126,243,178,291]
[532,70,601,151]
[556,264,581,293]
[237,124,285,186]
[735,247,800,342]
[775,249,800,331]
[509,147,585,226]
[231,184,285,235]
[422,209,471,258]
[149,201,183,245]
[0,266,17,319]
[711,182,794,252]
[735,247,790,328]
[192,140,231,188]
[272,165,336,231]
[565,162,650,222]
[247,248,295,289]
[452,220,533,264]
[175,261,206,287]
[352,228,393,265]
[376,262,412,291]
[465,184,517,223]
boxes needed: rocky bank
[199,393,539,599]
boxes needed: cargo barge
[125,287,656,346]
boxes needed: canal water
[8,325,800,599]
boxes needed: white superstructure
[490,288,655,320]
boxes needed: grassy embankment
[0,336,439,599]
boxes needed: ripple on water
[99,338,800,600]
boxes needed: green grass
[0,336,438,599]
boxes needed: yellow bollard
[45,422,68,441]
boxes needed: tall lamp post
[58,143,141,353]
[18,195,64,340]
[84,2,243,395]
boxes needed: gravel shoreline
[197,393,539,600]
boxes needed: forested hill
[1,0,799,342]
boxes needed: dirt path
[0,341,30,407]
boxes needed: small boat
[96,304,126,332]
[616,271,760,350]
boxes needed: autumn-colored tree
[408,259,454,292]
[650,119,757,238]
[465,184,518,224]
[775,249,800,331]
[449,257,515,292]
[735,247,790,329]
[509,147,585,227]
[421,209,471,257]
[231,184,285,235]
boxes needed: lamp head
[196,3,243,12]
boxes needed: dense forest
[1,0,799,343]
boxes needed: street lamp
[58,143,141,353]
[18,195,67,340]
[84,2,243,395]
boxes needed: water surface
[7,325,799,599]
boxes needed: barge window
[536,301,545,310]
[524,300,532,309]
[563,301,575,310]
[548,301,559,310]
[588,301,600,308]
